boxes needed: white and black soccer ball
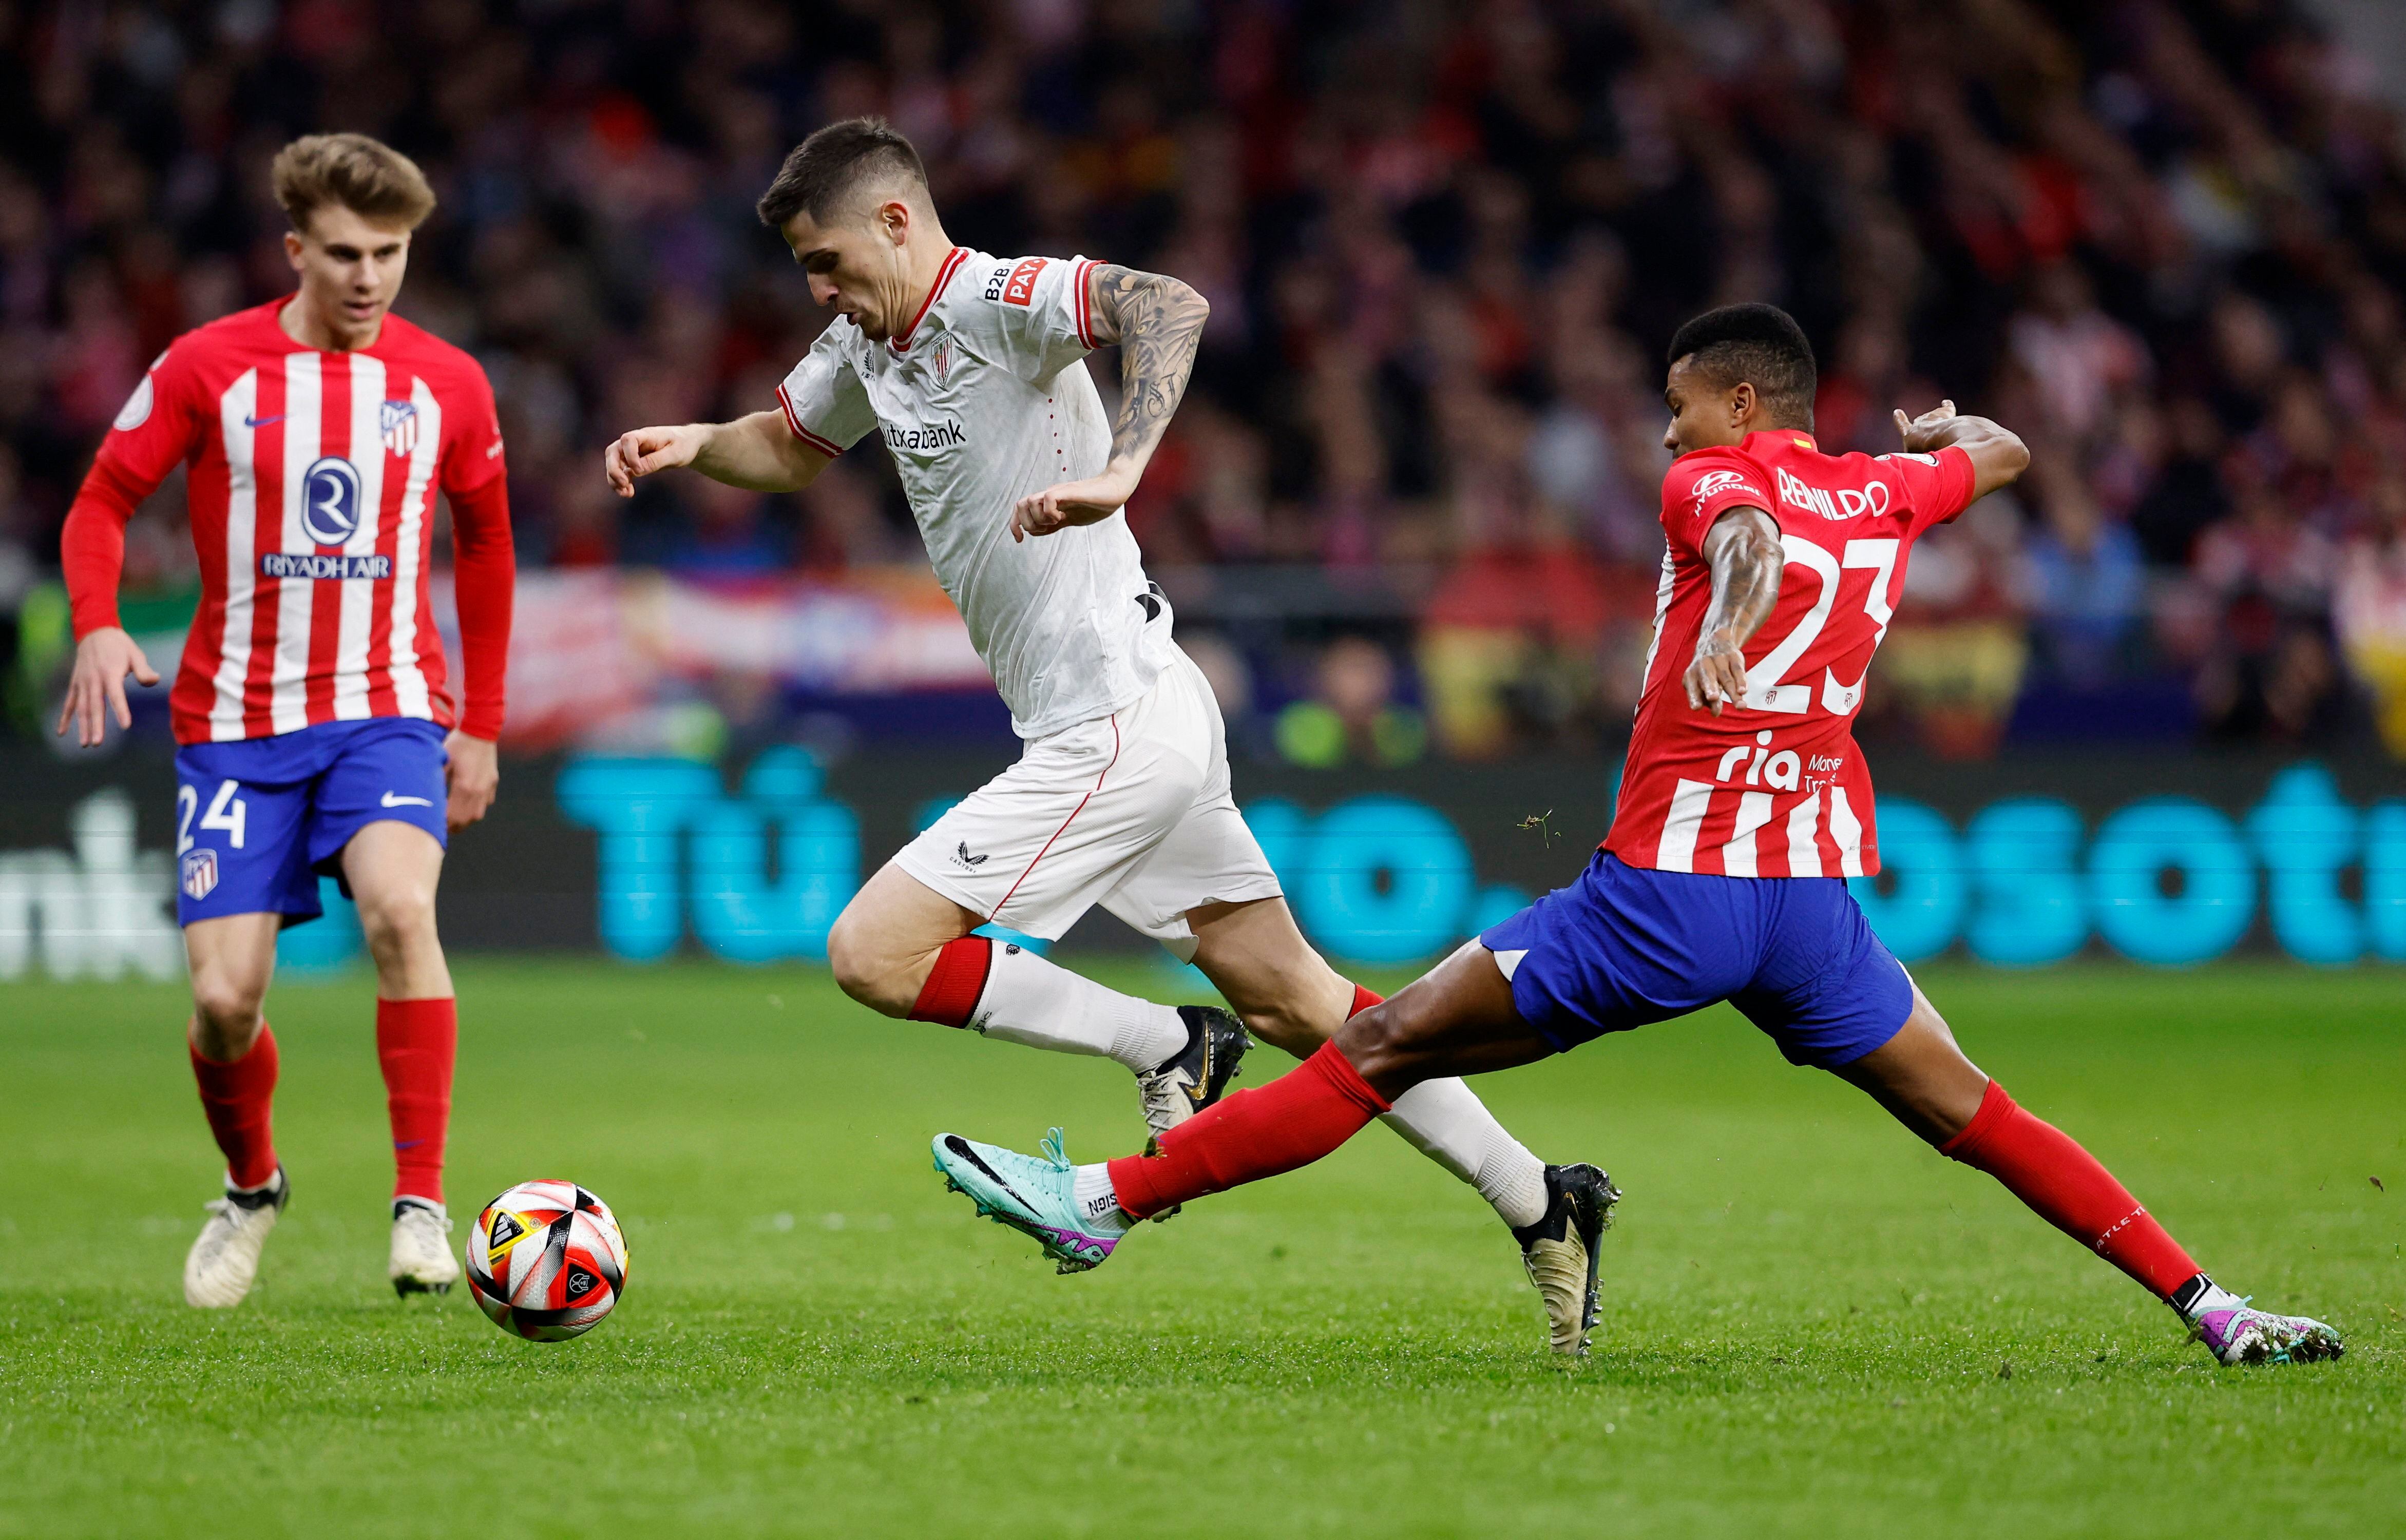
[463,1180,629,1342]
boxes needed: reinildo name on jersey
[1777,465,1887,521]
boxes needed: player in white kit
[606,119,1609,1342]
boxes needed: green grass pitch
[2,958,2400,1538]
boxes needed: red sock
[190,1026,279,1190]
[377,997,457,1204]
[1108,1042,1390,1219]
[910,936,992,1027]
[1349,984,1383,1017]
[1942,1080,2202,1300]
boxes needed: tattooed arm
[1010,264,1210,541]
[1684,507,1784,716]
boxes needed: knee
[824,909,903,1013]
[1333,999,1412,1083]
[354,882,438,958]
[190,970,267,1048]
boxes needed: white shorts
[893,650,1283,956]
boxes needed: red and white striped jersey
[84,301,506,744]
[1603,430,1977,878]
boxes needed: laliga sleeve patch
[113,373,155,432]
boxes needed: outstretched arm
[1684,506,1784,716]
[1010,264,1209,541]
[604,410,829,497]
[1892,400,2029,500]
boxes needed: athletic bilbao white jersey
[93,301,505,743]
[777,247,1178,739]
[1604,430,1977,877]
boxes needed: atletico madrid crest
[181,848,218,901]
[380,399,419,457]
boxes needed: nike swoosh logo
[380,792,434,807]
[944,1137,1038,1212]
[244,413,286,428]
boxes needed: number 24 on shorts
[178,779,249,851]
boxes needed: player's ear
[283,229,305,272]
[1729,380,1756,430]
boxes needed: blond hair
[271,133,436,234]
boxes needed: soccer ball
[463,1180,629,1341]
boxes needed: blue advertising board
[2,748,2399,977]
[547,754,2406,971]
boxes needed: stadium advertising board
[1,748,2400,977]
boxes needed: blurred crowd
[5,0,2406,761]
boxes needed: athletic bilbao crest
[930,339,953,384]
[180,849,218,901]
[300,456,362,545]
[380,399,419,457]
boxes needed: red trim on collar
[890,247,966,353]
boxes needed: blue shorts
[1479,851,1913,1069]
[173,719,448,928]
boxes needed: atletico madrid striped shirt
[1602,430,1977,878]
[61,300,514,744]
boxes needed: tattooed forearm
[1701,508,1783,649]
[1086,264,1210,470]
[1683,506,1782,714]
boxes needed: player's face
[1662,356,1754,457]
[782,200,916,341]
[283,204,412,349]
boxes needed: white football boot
[1133,1005,1252,1141]
[1512,1163,1620,1358]
[1131,1006,1252,1223]
[182,1167,288,1308]
[389,1198,460,1296]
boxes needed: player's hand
[604,425,703,497]
[1893,400,1960,453]
[54,626,160,747]
[443,730,500,831]
[1011,464,1139,542]
[1684,628,1749,717]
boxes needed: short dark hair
[1667,303,1817,428]
[756,118,928,230]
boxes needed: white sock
[1071,1164,1133,1234]
[1381,1079,1552,1229]
[969,942,1189,1072]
